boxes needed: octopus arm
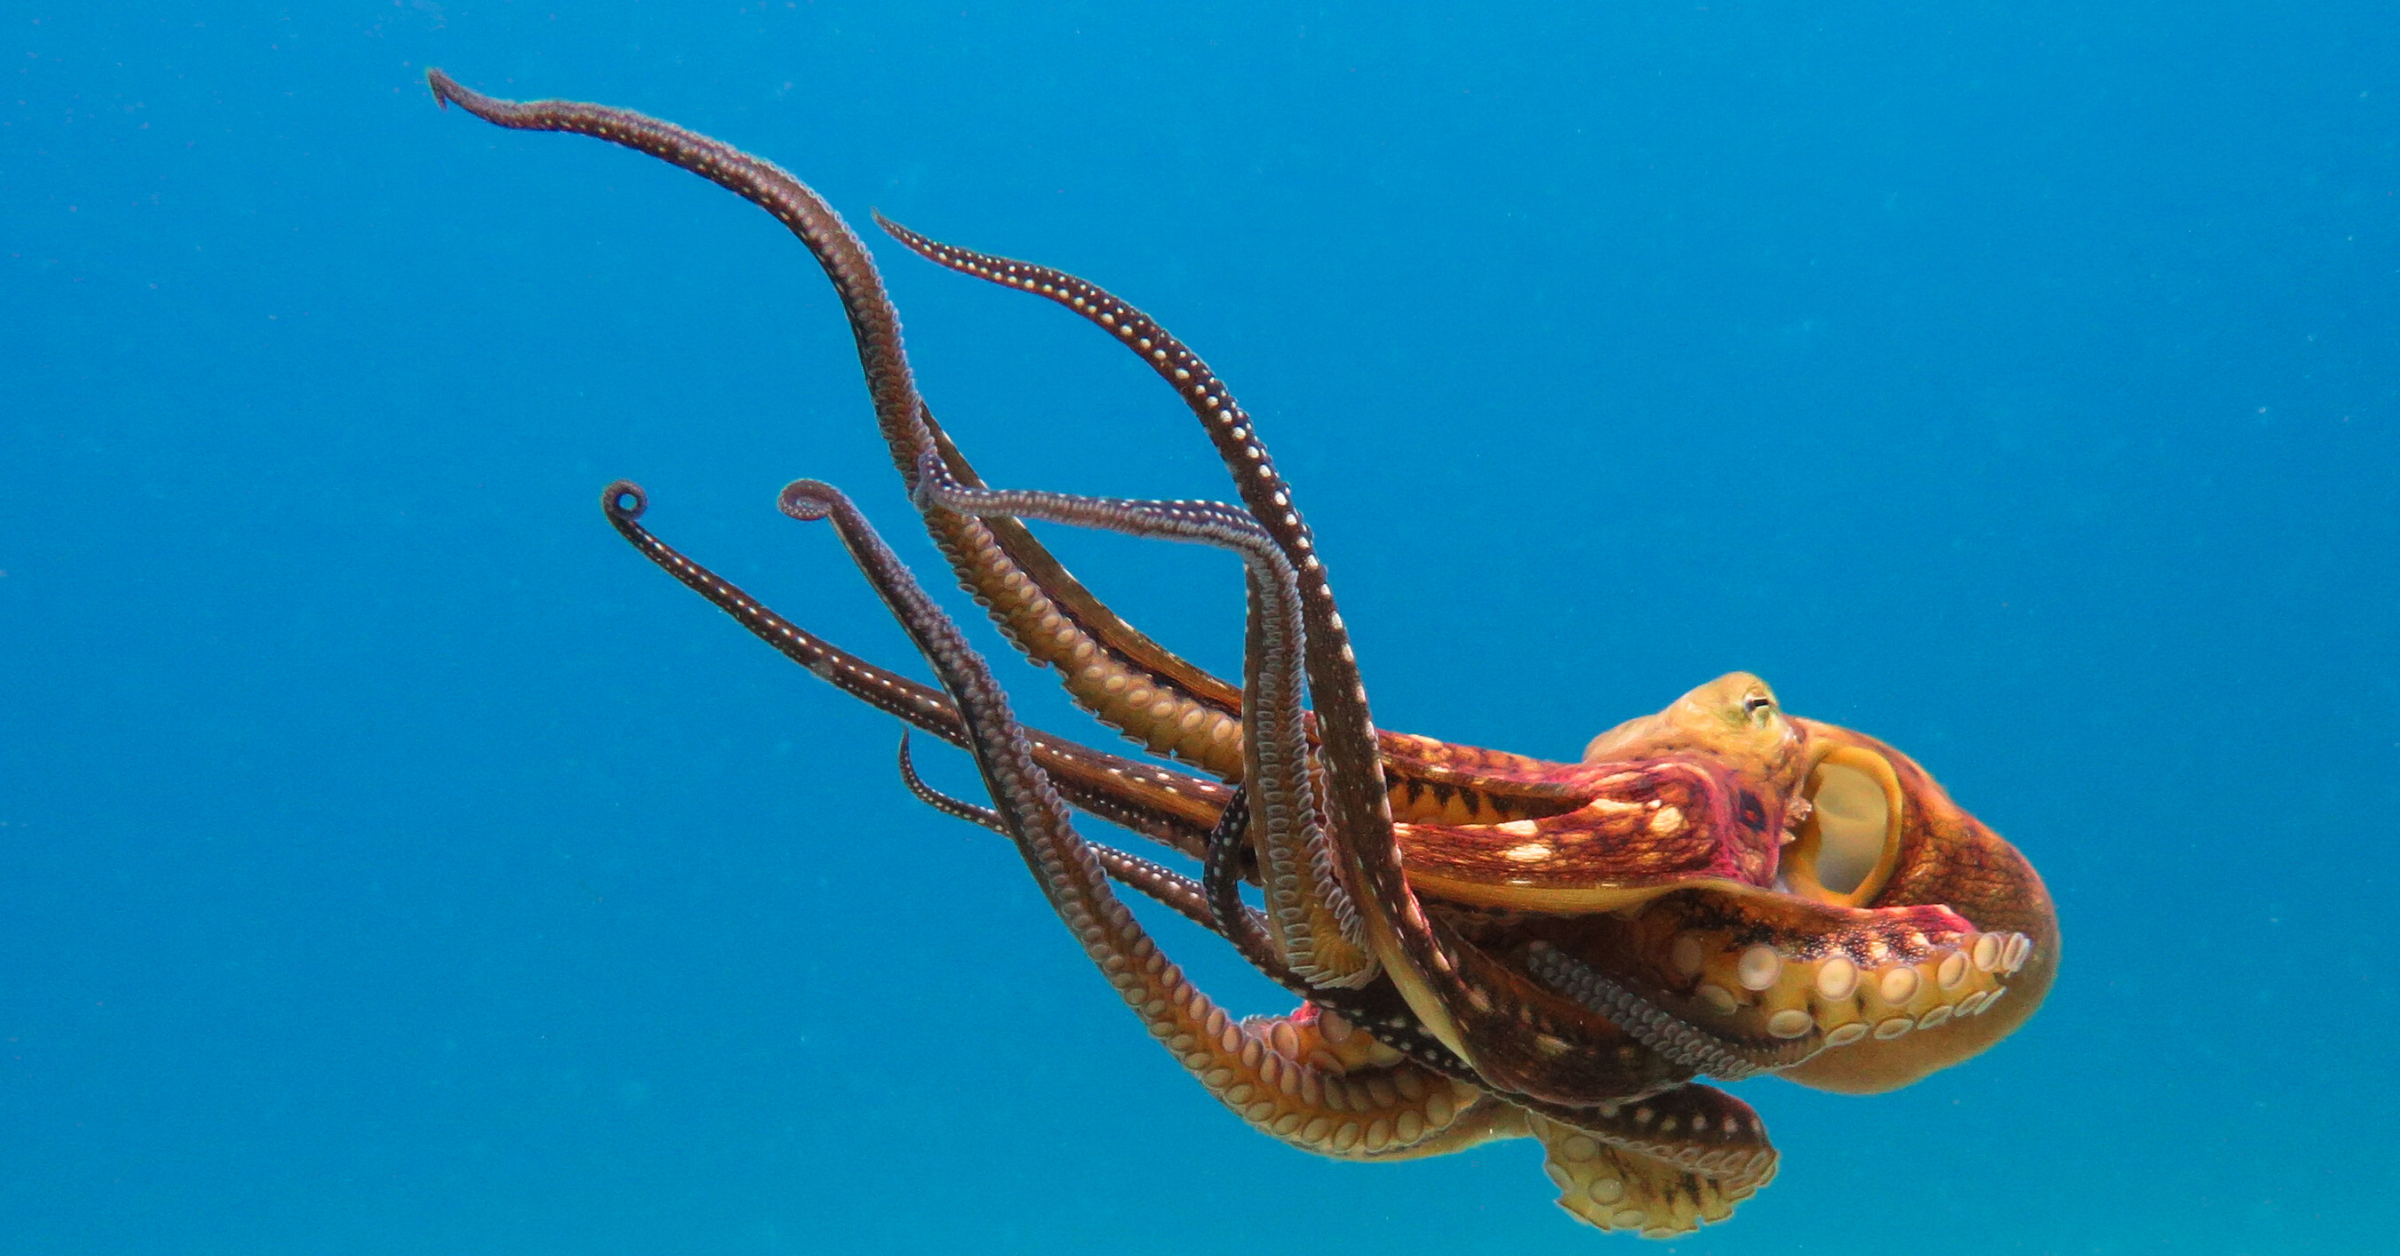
[425,71,1251,782]
[1527,888,2043,1093]
[1395,757,1781,910]
[914,409,1255,776]
[912,459,1377,986]
[610,480,1701,903]
[900,722,1771,1231]
[1525,1085,1777,1236]
[879,219,1700,1106]
[1376,733,1614,821]
[881,220,1694,826]
[602,481,1233,853]
[895,729,1257,938]
[780,475,1487,1161]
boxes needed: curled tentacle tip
[777,478,840,522]
[601,479,648,521]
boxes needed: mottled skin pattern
[430,71,2059,1238]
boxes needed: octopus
[428,71,2060,1238]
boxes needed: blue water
[6,4,2394,1252]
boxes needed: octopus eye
[1742,692,1776,722]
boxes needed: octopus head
[1584,673,1808,799]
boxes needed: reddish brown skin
[428,70,2059,1235]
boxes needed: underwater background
[5,3,2395,1252]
